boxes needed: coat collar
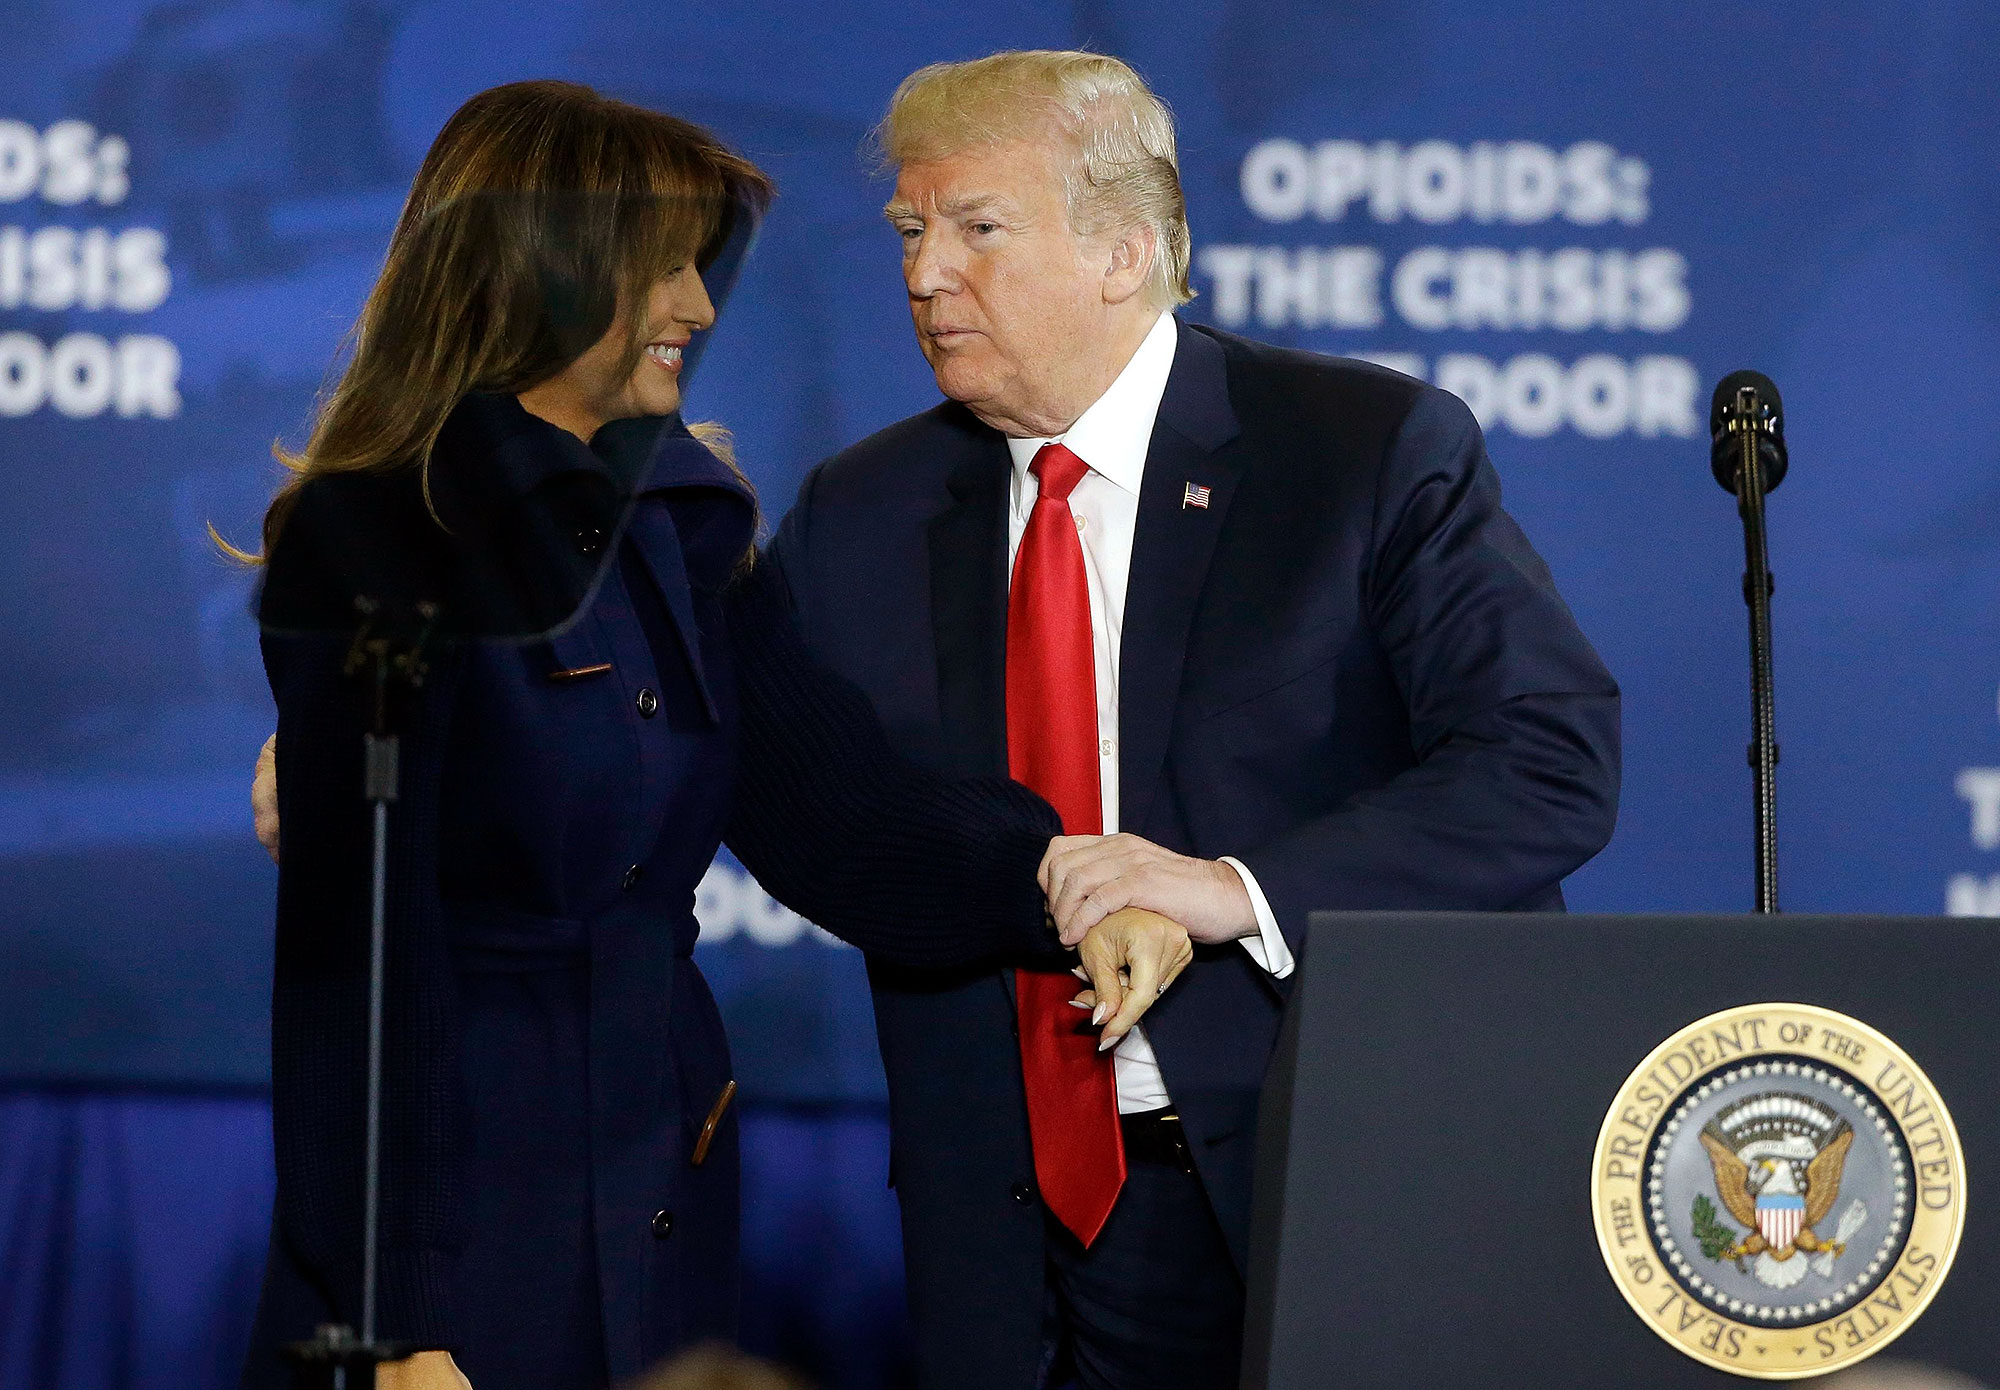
[420,392,756,657]
[440,392,754,508]
[436,391,617,500]
[1156,318,1240,454]
[441,390,756,587]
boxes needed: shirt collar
[1005,311,1178,502]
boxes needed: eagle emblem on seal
[1693,1092,1870,1289]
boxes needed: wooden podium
[1243,914,1997,1387]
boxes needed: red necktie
[1006,441,1125,1247]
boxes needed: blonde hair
[874,50,1193,308]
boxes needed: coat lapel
[626,503,721,724]
[1118,323,1242,836]
[927,427,1015,780]
[615,427,757,727]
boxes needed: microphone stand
[282,596,433,1388]
[1718,384,1783,913]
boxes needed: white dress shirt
[1004,312,1294,1115]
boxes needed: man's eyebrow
[941,194,1013,218]
[881,194,1015,222]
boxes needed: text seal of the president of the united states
[1592,1003,1965,1379]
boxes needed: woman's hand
[1066,906,1194,1049]
[252,733,280,863]
[376,1351,472,1390]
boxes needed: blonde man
[765,49,1619,1390]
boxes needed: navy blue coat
[244,395,1059,1389]
[766,320,1623,1390]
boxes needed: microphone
[1707,369,1787,913]
[1709,369,1788,494]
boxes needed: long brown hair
[243,80,772,559]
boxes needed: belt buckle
[1128,1109,1195,1176]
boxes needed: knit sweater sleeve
[720,558,1066,971]
[262,489,466,1350]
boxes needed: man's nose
[905,231,959,298]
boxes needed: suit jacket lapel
[927,425,1015,780]
[1119,323,1242,836]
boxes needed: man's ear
[1102,223,1157,307]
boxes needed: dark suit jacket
[766,319,1621,1390]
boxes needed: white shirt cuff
[1218,855,1294,979]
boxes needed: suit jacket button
[575,527,605,556]
[651,1209,674,1239]
[636,687,659,718]
[622,864,643,891]
[1011,1182,1036,1206]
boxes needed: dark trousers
[1041,1124,1245,1390]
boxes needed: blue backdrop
[2,2,1996,1385]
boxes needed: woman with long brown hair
[240,80,1114,1390]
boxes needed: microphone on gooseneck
[1708,368,1788,914]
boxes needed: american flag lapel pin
[1182,481,1212,510]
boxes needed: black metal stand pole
[361,728,397,1346]
[282,601,430,1389]
[1733,393,1780,914]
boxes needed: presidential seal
[1592,1004,1965,1379]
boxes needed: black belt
[1120,1108,1195,1174]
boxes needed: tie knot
[1030,442,1090,503]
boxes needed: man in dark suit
[763,50,1620,1390]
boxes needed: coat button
[622,864,643,891]
[651,1209,674,1239]
[636,687,659,718]
[1011,1182,1036,1206]
[575,527,605,556]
